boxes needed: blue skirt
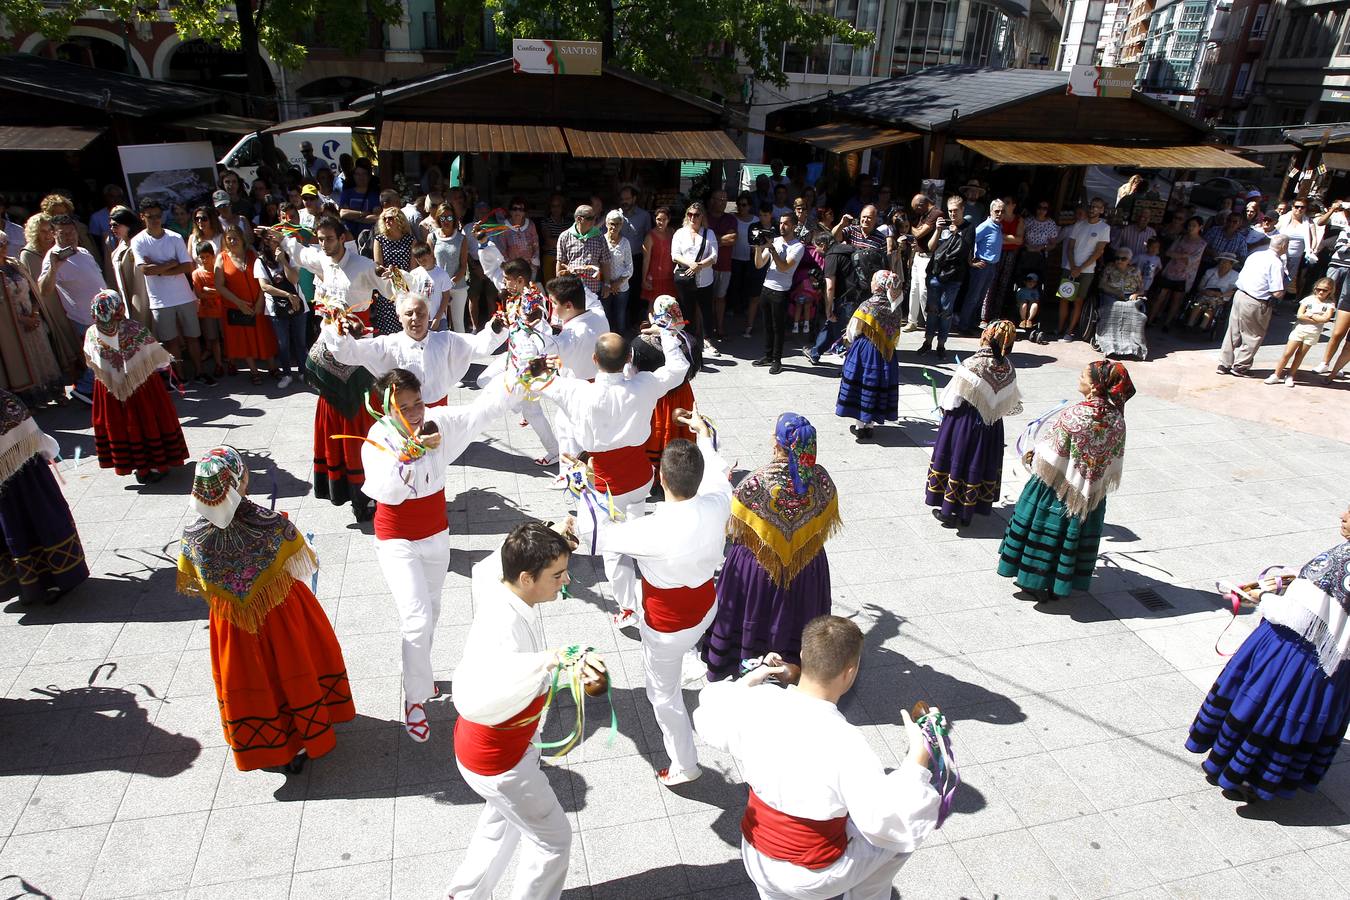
[925,403,1004,524]
[836,338,899,424]
[1186,620,1350,799]
[0,455,89,603]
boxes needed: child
[1136,237,1162,295]
[835,270,904,441]
[1266,277,1337,387]
[1015,272,1041,333]
[789,235,827,335]
[407,242,454,330]
[191,243,224,377]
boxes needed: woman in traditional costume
[0,232,64,406]
[177,446,356,773]
[635,296,700,481]
[83,289,188,484]
[700,413,840,682]
[835,270,904,441]
[1186,505,1350,799]
[0,390,87,603]
[997,360,1133,600]
[925,321,1022,527]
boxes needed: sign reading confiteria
[512,39,603,76]
[1067,65,1138,99]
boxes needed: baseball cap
[1023,272,1039,283]
[1215,252,1238,262]
[211,190,230,207]
[300,184,319,198]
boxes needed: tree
[483,0,873,97]
[2,0,404,104]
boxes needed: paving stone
[189,802,303,886]
[86,811,210,899]
[0,822,108,899]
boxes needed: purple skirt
[924,402,1004,525]
[0,455,89,603]
[700,543,831,682]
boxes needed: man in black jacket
[919,196,973,357]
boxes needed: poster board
[118,142,218,212]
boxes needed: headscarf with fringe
[1260,539,1350,678]
[189,445,246,529]
[0,390,59,489]
[82,289,170,401]
[1030,362,1133,520]
[939,320,1022,424]
[848,271,905,362]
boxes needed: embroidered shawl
[1031,397,1127,520]
[940,348,1023,424]
[83,320,171,402]
[1260,541,1350,678]
[729,460,841,586]
[304,339,377,419]
[848,294,905,362]
[0,391,57,488]
[177,499,318,634]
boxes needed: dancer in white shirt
[535,275,606,469]
[695,615,940,900]
[278,215,390,314]
[537,326,690,623]
[447,521,602,900]
[572,406,730,785]
[359,367,516,742]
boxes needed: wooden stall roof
[784,122,920,154]
[1326,152,1350,171]
[957,139,1263,169]
[0,124,105,151]
[171,113,273,135]
[381,121,568,154]
[562,129,743,160]
[262,109,371,135]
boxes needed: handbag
[226,308,256,327]
[673,230,708,286]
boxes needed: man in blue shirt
[957,199,1004,333]
[338,158,380,239]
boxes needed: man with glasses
[956,198,1004,333]
[131,198,212,385]
[1058,197,1111,341]
[1219,235,1288,377]
[555,204,612,311]
[38,214,105,403]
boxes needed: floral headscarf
[1086,360,1136,409]
[775,412,818,495]
[981,320,1017,358]
[91,288,125,334]
[651,295,686,333]
[190,446,247,529]
[870,269,902,296]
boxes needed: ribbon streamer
[913,702,960,827]
[305,531,318,593]
[1214,565,1293,657]
[921,369,940,412]
[532,645,618,760]
[73,446,82,470]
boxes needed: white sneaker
[277,375,293,390]
[1285,375,1295,387]
[681,650,707,685]
[1315,361,1332,374]
[657,766,702,787]
[703,340,721,358]
[1264,374,1281,385]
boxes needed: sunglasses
[194,216,209,221]
[510,206,526,212]
[1294,205,1306,209]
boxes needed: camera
[747,222,774,246]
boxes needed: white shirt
[695,680,940,853]
[322,321,506,405]
[553,309,606,380]
[360,384,514,507]
[282,236,390,311]
[1198,267,1239,299]
[3,220,24,250]
[253,257,309,316]
[130,231,193,311]
[1234,248,1287,300]
[670,227,719,289]
[760,236,804,293]
[540,329,690,452]
[578,435,730,586]
[408,265,454,312]
[1066,219,1111,273]
[39,246,105,326]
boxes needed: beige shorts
[151,302,201,341]
[1289,324,1322,348]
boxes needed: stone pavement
[2,321,1349,900]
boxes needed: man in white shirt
[531,275,606,469]
[537,327,690,624]
[280,215,391,315]
[1219,235,1288,376]
[38,214,106,403]
[1059,196,1111,340]
[695,615,940,900]
[572,408,731,786]
[129,198,212,384]
[753,212,805,373]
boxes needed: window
[1342,12,1350,54]
[1250,3,1270,39]
[1233,62,1252,98]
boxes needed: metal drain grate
[1130,587,1174,611]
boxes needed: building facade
[1118,0,1158,63]
[1243,0,1350,132]
[1099,0,1132,64]
[1136,0,1221,104]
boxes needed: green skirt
[996,476,1106,597]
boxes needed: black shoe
[353,501,374,522]
[916,341,932,356]
[935,344,947,357]
[849,424,872,442]
[752,357,773,367]
[769,361,782,375]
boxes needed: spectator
[427,204,469,332]
[500,196,540,280]
[1093,248,1148,361]
[219,169,249,214]
[0,231,64,406]
[298,185,323,230]
[641,205,677,319]
[189,206,223,258]
[959,179,988,224]
[833,205,891,257]
[539,192,569,283]
[371,207,413,335]
[670,202,720,353]
[728,193,758,338]
[957,198,1004,332]
[212,191,250,239]
[21,213,81,376]
[1265,277,1337,387]
[37,214,103,402]
[771,184,792,221]
[299,140,328,180]
[1020,200,1060,296]
[556,204,612,311]
[990,197,1023,323]
[215,224,278,384]
[752,212,804,374]
[1278,199,1318,293]
[905,193,941,333]
[1186,253,1239,329]
[1150,216,1207,328]
[1058,197,1111,340]
[919,195,973,357]
[1112,208,1157,259]
[601,210,633,333]
[1136,236,1163,295]
[190,243,224,377]
[842,175,875,220]
[39,193,97,257]
[1015,272,1042,332]
[338,158,380,240]
[406,241,453,330]
[707,189,737,339]
[107,206,151,330]
[1218,235,1288,376]
[791,196,818,239]
[254,230,306,389]
[1202,213,1249,265]
[314,167,338,209]
[0,195,25,249]
[88,184,126,262]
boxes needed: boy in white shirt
[1265,277,1337,387]
[1135,237,1163,295]
[406,242,453,329]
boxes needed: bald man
[537,325,690,623]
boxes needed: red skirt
[312,396,373,506]
[643,382,696,466]
[91,376,189,475]
[210,579,356,771]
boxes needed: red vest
[590,443,653,497]
[742,788,849,870]
[640,578,715,633]
[453,692,548,776]
[374,489,448,541]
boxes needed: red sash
[454,692,548,776]
[742,788,849,870]
[426,396,448,408]
[374,489,447,541]
[590,443,653,497]
[641,578,715,633]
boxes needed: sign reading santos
[512,39,603,76]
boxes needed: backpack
[845,246,887,304]
[930,227,969,283]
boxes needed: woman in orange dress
[640,206,676,315]
[177,445,356,773]
[214,225,278,384]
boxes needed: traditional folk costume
[0,391,87,602]
[836,272,905,434]
[446,546,572,900]
[634,296,699,471]
[360,380,515,741]
[1188,537,1350,799]
[702,415,840,682]
[997,361,1133,599]
[538,328,691,621]
[695,678,940,900]
[177,447,355,772]
[925,321,1022,526]
[0,260,63,405]
[576,432,731,783]
[83,290,188,479]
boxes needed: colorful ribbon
[913,701,959,827]
[1214,564,1293,657]
[1015,400,1070,471]
[305,531,318,593]
[560,458,624,555]
[922,369,940,412]
[530,645,617,760]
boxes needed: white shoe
[1264,374,1281,385]
[681,650,707,686]
[277,375,292,390]
[1285,375,1296,387]
[1315,361,1332,374]
[657,766,702,787]
[703,340,721,358]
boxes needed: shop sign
[1067,65,1138,98]
[512,39,603,76]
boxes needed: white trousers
[742,820,913,900]
[639,599,718,775]
[606,481,652,614]
[476,357,558,458]
[908,255,929,327]
[374,530,450,705]
[445,746,571,900]
[448,286,469,333]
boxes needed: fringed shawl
[83,320,171,402]
[304,340,377,419]
[940,348,1023,425]
[1031,398,1126,520]
[0,391,57,489]
[847,295,904,362]
[1260,541,1350,678]
[729,460,841,587]
[177,499,318,634]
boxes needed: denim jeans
[270,314,307,375]
[603,287,629,334]
[957,263,998,332]
[811,297,857,359]
[925,277,965,345]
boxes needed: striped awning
[562,128,743,160]
[0,125,104,151]
[957,139,1262,169]
[380,121,568,154]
